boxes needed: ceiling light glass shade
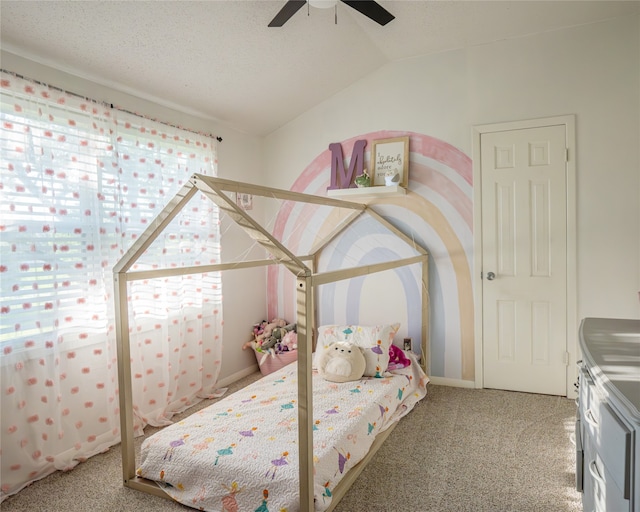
[309,0,337,9]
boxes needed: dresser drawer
[583,433,631,512]
[575,417,584,493]
[578,367,593,410]
[582,385,633,498]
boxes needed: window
[0,72,220,356]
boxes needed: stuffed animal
[261,322,296,350]
[252,320,268,340]
[257,318,287,342]
[280,329,298,351]
[387,344,412,370]
[316,341,366,383]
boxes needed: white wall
[1,51,267,382]
[264,16,640,379]
[214,130,268,381]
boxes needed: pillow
[316,323,400,377]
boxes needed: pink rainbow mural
[268,131,474,381]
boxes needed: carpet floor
[1,377,582,512]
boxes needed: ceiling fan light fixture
[309,0,337,8]
[268,0,394,27]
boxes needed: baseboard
[428,376,477,388]
[216,364,259,388]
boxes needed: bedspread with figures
[137,356,428,512]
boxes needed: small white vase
[384,174,398,186]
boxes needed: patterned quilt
[137,356,428,512]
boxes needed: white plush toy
[317,341,366,383]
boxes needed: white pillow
[316,323,400,377]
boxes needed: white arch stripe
[411,153,473,198]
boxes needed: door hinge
[563,351,570,366]
[565,148,569,162]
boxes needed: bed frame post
[114,272,136,484]
[421,257,430,374]
[311,254,318,351]
[296,273,314,512]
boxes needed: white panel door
[481,125,567,395]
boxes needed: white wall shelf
[327,185,406,199]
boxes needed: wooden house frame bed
[113,173,430,511]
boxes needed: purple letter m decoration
[328,139,366,190]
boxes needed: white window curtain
[0,71,223,500]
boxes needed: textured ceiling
[1,1,637,136]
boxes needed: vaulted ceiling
[1,1,637,136]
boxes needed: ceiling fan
[268,0,395,27]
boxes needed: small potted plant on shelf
[354,170,371,188]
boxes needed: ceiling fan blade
[268,0,307,27]
[341,0,394,26]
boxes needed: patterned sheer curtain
[0,71,223,500]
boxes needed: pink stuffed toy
[387,344,411,370]
[280,330,297,351]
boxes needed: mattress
[137,355,428,511]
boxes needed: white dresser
[577,318,640,512]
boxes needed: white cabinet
[577,318,640,512]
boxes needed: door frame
[472,115,577,398]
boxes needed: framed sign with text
[370,136,409,187]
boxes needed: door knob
[486,272,496,280]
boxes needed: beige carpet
[1,378,582,512]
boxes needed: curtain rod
[0,68,223,142]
